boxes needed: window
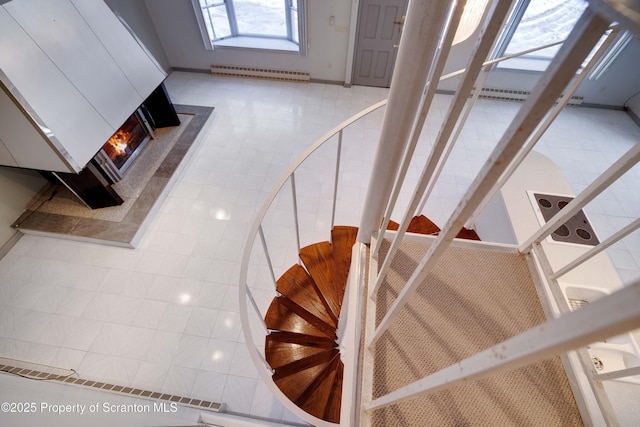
[192,0,305,53]
[492,0,589,71]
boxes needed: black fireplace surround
[42,83,180,209]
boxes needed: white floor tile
[171,335,208,369]
[221,375,257,414]
[133,300,168,329]
[190,370,227,402]
[161,366,198,396]
[145,330,182,364]
[249,380,285,421]
[200,339,237,375]
[184,307,219,338]
[132,361,170,391]
[158,303,193,334]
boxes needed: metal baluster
[258,225,278,289]
[331,130,343,230]
[290,173,301,257]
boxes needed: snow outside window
[192,0,305,53]
[493,0,590,71]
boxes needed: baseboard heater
[211,65,310,83]
[477,87,584,106]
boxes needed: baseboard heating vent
[0,357,224,413]
[477,87,584,106]
[211,65,310,82]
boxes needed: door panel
[353,0,408,87]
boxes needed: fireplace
[43,83,180,209]
[95,109,154,183]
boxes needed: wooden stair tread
[263,220,479,423]
[299,242,341,320]
[456,227,481,240]
[387,216,440,235]
[324,358,344,423]
[387,220,400,230]
[276,264,337,328]
[273,348,338,381]
[274,354,336,403]
[332,226,358,306]
[389,215,481,240]
[265,297,336,340]
[298,354,341,419]
[407,215,440,235]
[266,330,336,348]
[266,227,358,423]
[266,335,335,370]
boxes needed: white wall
[141,0,640,106]
[0,167,45,247]
[106,0,171,71]
[435,26,640,108]
[627,93,640,117]
[481,38,640,107]
[143,0,353,82]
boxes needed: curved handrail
[238,99,388,426]
[237,37,580,426]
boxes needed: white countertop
[499,150,623,292]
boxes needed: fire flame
[106,130,130,156]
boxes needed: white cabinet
[0,88,69,171]
[70,0,166,100]
[0,0,166,173]
[0,140,18,168]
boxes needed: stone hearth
[12,105,213,247]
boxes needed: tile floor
[0,71,639,424]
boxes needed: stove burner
[534,193,599,246]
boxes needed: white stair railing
[365,280,640,412]
[363,1,640,424]
[237,35,574,425]
[464,24,622,230]
[238,100,387,427]
[239,2,640,426]
[371,0,515,295]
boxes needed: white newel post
[356,0,454,244]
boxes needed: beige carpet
[371,238,583,426]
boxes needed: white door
[352,0,408,87]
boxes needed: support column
[356,1,452,244]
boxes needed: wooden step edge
[265,297,337,340]
[323,359,344,423]
[272,348,339,382]
[456,227,481,240]
[299,243,341,321]
[387,220,400,231]
[265,331,336,348]
[331,226,358,307]
[296,353,341,419]
[266,338,334,370]
[274,359,332,405]
[277,296,338,340]
[407,215,441,235]
[331,225,358,245]
[276,264,338,328]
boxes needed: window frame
[191,0,306,54]
[491,0,589,72]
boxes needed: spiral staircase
[262,217,479,422]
